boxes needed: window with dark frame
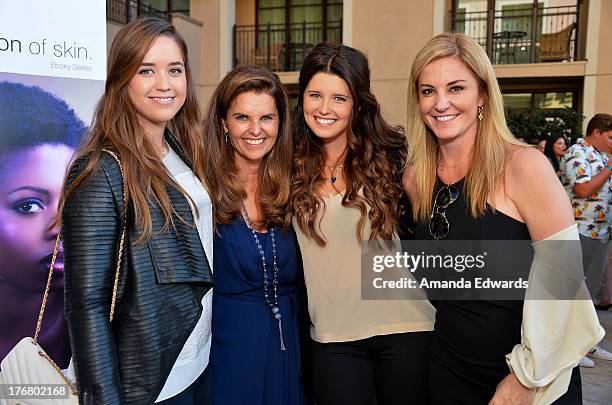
[139,0,189,16]
[252,0,343,71]
[257,0,343,29]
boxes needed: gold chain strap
[33,236,79,396]
[38,349,79,395]
[33,149,128,374]
[102,149,127,322]
[34,234,61,343]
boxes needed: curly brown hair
[290,43,407,246]
[202,66,292,230]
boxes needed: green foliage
[505,107,584,144]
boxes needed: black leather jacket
[62,134,213,404]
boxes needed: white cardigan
[506,224,604,404]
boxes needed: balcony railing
[107,0,170,24]
[450,4,581,64]
[233,20,343,72]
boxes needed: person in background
[595,249,612,310]
[537,139,546,153]
[0,82,84,368]
[405,32,602,404]
[290,43,435,405]
[560,112,612,368]
[202,65,306,405]
[601,146,612,311]
[58,18,213,404]
[544,134,568,178]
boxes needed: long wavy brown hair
[290,43,407,246]
[202,66,292,230]
[56,17,204,243]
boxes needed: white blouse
[156,146,214,402]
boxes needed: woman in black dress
[403,33,603,405]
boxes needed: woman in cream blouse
[290,43,435,405]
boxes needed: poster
[0,0,106,368]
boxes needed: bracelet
[607,164,612,171]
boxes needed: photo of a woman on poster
[0,81,86,368]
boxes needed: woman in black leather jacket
[57,18,213,404]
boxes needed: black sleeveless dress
[414,178,582,405]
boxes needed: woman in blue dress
[202,66,306,405]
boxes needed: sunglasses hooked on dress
[429,183,460,239]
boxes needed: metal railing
[107,0,170,24]
[450,4,580,64]
[233,20,343,72]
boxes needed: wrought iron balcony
[450,4,581,64]
[233,20,343,72]
[107,0,170,24]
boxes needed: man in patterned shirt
[560,113,612,366]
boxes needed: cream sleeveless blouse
[293,193,435,343]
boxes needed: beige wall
[583,0,602,129]
[494,61,586,78]
[236,0,256,25]
[106,21,123,55]
[352,0,435,128]
[190,0,222,110]
[172,13,205,96]
[593,0,612,115]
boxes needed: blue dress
[210,217,306,405]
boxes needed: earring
[224,131,229,143]
[478,105,484,121]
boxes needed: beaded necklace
[241,202,286,351]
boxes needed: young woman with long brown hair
[290,43,435,405]
[202,66,305,404]
[58,18,213,404]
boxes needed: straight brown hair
[202,66,292,230]
[57,17,205,242]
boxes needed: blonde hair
[407,32,521,222]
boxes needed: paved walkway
[582,309,611,404]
